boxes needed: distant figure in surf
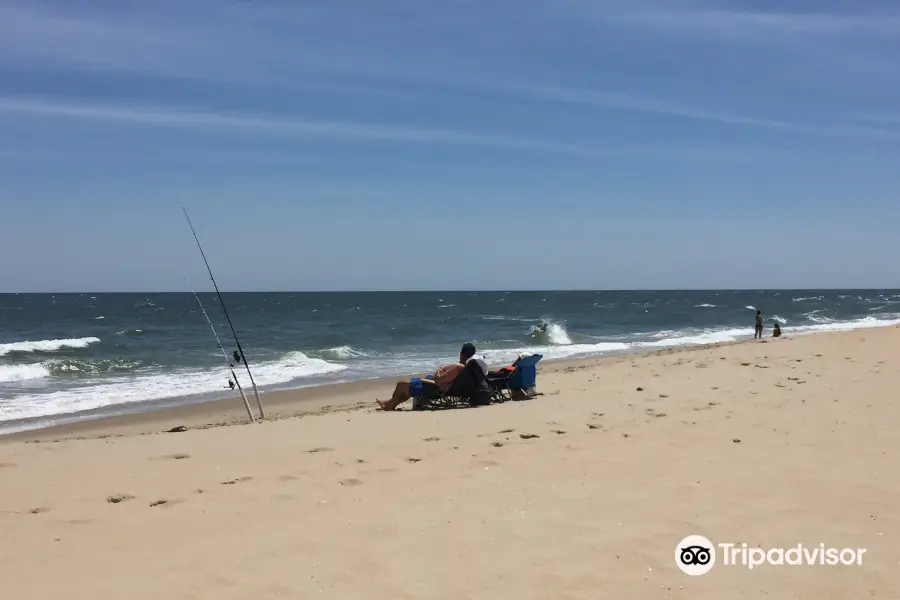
[754,310,763,339]
[232,351,242,365]
[772,323,782,338]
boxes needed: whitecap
[0,350,346,422]
[0,337,101,356]
[0,363,51,383]
[314,346,368,361]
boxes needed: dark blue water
[1,290,898,429]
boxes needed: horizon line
[2,287,897,295]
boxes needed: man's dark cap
[461,342,477,359]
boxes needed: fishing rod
[187,278,255,422]
[182,207,266,419]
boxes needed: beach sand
[2,326,898,598]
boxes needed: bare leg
[377,381,412,411]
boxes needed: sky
[1,0,898,292]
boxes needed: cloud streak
[2,2,898,146]
[0,97,720,160]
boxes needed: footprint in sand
[406,458,422,463]
[278,475,299,481]
[498,429,515,434]
[107,494,135,504]
[221,477,254,485]
[30,507,51,514]
[150,499,182,508]
[551,430,566,435]
[0,462,17,469]
[339,478,364,487]
[423,437,440,442]
[154,453,190,461]
[520,433,540,440]
[306,447,334,453]
[492,442,504,447]
[587,424,601,430]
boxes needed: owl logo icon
[675,535,716,575]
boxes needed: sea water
[1,290,898,431]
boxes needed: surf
[0,337,101,356]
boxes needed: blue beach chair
[488,354,543,401]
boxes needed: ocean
[1,290,899,432]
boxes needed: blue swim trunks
[409,377,439,398]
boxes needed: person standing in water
[754,310,763,339]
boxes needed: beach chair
[412,359,491,411]
[488,354,543,402]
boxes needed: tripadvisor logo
[675,535,867,575]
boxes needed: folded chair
[488,354,543,402]
[412,358,491,411]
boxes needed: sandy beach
[2,326,898,599]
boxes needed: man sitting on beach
[377,342,477,411]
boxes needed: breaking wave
[0,363,51,383]
[527,321,573,345]
[0,337,101,356]
[0,350,347,422]
[695,303,717,308]
[313,346,368,361]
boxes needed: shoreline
[0,329,816,443]
[4,308,898,437]
[4,318,898,442]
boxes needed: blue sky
[1,0,899,292]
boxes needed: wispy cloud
[560,0,900,41]
[0,97,723,160]
[2,2,898,146]
[556,0,900,76]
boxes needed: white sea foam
[483,342,630,364]
[0,337,101,356]
[770,315,788,324]
[0,363,51,383]
[803,309,834,324]
[788,316,900,334]
[792,296,823,302]
[94,316,105,320]
[315,346,368,361]
[636,328,747,348]
[695,303,717,308]
[528,321,573,345]
[745,305,756,311]
[0,350,346,422]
